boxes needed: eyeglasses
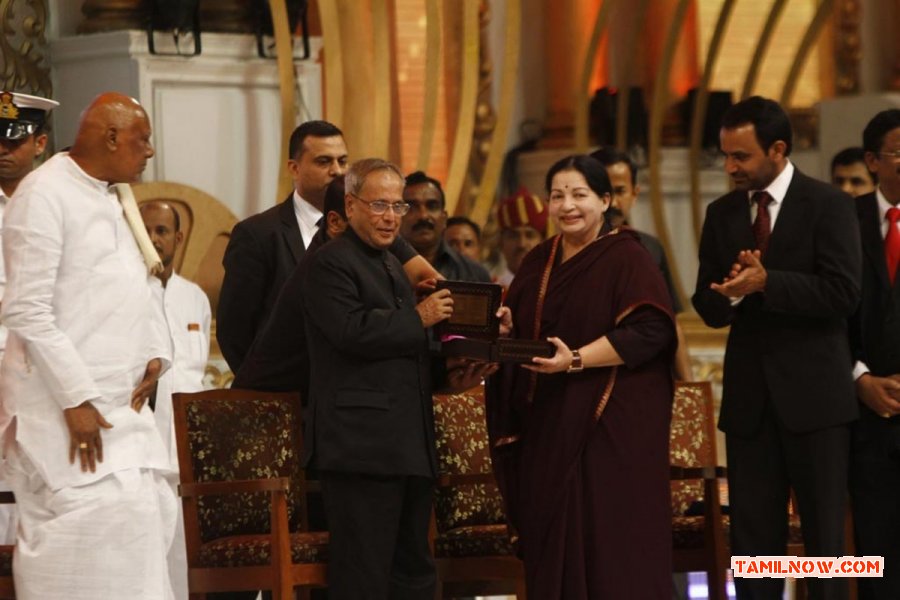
[879,150,900,160]
[351,193,410,216]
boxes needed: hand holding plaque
[434,280,555,363]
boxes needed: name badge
[187,323,200,332]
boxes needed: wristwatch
[567,349,584,373]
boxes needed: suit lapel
[279,195,305,264]
[858,193,891,291]
[765,172,807,263]
[722,192,756,255]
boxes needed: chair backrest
[432,386,507,532]
[173,389,306,542]
[670,381,717,515]
[133,181,237,315]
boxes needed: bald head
[69,92,154,184]
[140,200,182,283]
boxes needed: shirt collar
[748,160,794,205]
[876,187,897,223]
[62,152,112,193]
[293,189,323,228]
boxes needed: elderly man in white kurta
[141,200,211,600]
[0,93,176,600]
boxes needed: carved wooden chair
[431,386,526,599]
[669,381,730,600]
[0,491,13,599]
[173,389,327,599]
[670,382,810,600]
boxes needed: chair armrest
[437,473,497,487]
[0,492,14,504]
[179,477,290,498]
[670,465,727,480]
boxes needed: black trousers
[726,403,850,600]
[320,471,435,600]
[850,409,900,600]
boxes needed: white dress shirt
[747,160,794,228]
[852,188,899,380]
[293,190,323,249]
[153,273,211,467]
[0,153,172,489]
[730,161,796,306]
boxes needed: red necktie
[886,206,900,285]
[752,191,773,257]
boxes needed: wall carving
[0,0,52,97]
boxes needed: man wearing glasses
[302,159,494,599]
[400,170,491,282]
[848,109,900,600]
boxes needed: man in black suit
[303,158,492,599]
[848,110,900,600]
[217,120,348,372]
[693,96,861,600]
[590,146,693,380]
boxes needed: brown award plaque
[434,280,502,338]
[433,280,556,363]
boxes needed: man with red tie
[849,109,900,600]
[693,96,861,600]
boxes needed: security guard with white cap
[0,90,57,544]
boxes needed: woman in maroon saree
[488,155,676,599]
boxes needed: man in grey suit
[303,158,492,599]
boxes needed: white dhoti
[4,446,177,600]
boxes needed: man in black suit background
[232,178,438,397]
[400,170,491,283]
[217,120,348,372]
[303,158,492,599]
[693,96,861,600]
[848,109,900,600]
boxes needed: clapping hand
[711,250,767,298]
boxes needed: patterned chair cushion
[0,545,11,577]
[185,396,305,542]
[672,515,804,549]
[198,531,329,568]
[434,524,515,558]
[433,390,506,532]
[670,383,714,515]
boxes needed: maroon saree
[487,227,676,599]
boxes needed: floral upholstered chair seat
[174,389,327,598]
[432,387,525,598]
[198,531,329,567]
[432,388,510,553]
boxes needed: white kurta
[0,153,176,599]
[153,273,211,468]
[153,273,210,600]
